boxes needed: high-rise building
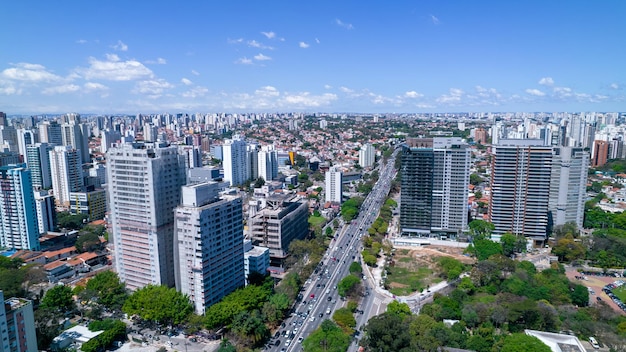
[359,143,375,168]
[34,190,56,235]
[592,140,609,167]
[0,165,39,250]
[16,128,36,159]
[489,139,553,242]
[549,147,589,229]
[222,135,248,186]
[174,182,244,314]
[325,167,343,204]
[49,145,84,209]
[61,120,90,164]
[243,240,270,285]
[249,195,309,266]
[474,128,488,145]
[38,120,63,146]
[400,138,470,237]
[108,142,186,290]
[258,145,278,182]
[25,143,53,189]
[0,291,38,352]
[69,188,106,221]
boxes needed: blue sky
[1,1,625,114]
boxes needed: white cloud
[430,14,440,25]
[235,57,253,65]
[335,19,354,30]
[417,103,436,109]
[315,38,320,44]
[84,82,108,92]
[81,55,154,81]
[191,70,200,76]
[261,31,276,39]
[324,84,332,89]
[610,83,620,90]
[133,79,173,96]
[181,86,209,98]
[254,53,272,61]
[404,91,423,98]
[2,63,62,82]
[0,80,21,95]
[181,78,193,86]
[76,39,87,44]
[42,84,80,95]
[299,42,310,48]
[436,88,464,103]
[281,92,338,107]
[340,86,354,93]
[255,86,280,97]
[112,40,128,51]
[227,38,244,44]
[248,40,274,50]
[538,77,554,86]
[553,86,572,98]
[525,88,546,96]
[145,57,167,64]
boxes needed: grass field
[386,266,435,296]
[612,285,626,302]
[308,215,326,228]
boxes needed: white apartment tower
[25,143,53,189]
[0,165,39,250]
[108,142,186,290]
[49,145,83,209]
[359,143,375,168]
[174,183,244,314]
[222,135,248,186]
[258,144,278,182]
[325,167,343,204]
[549,147,589,229]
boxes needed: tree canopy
[302,320,351,352]
[122,285,193,325]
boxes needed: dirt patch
[408,245,476,265]
[388,282,409,289]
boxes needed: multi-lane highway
[265,150,399,352]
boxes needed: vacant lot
[385,245,474,296]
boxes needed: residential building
[400,138,470,237]
[222,135,248,186]
[49,145,83,209]
[174,182,244,314]
[25,143,53,189]
[249,195,308,266]
[34,190,56,235]
[592,140,609,168]
[549,147,589,229]
[243,240,270,284]
[0,291,38,352]
[69,188,107,221]
[258,144,278,182]
[325,166,343,204]
[359,143,375,168]
[108,142,186,290]
[16,129,36,159]
[38,120,63,146]
[0,165,39,250]
[489,139,553,243]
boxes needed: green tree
[216,339,237,352]
[468,220,495,240]
[468,239,502,260]
[570,284,589,307]
[470,173,483,186]
[122,285,193,325]
[230,310,269,347]
[41,284,75,312]
[86,271,128,311]
[386,301,411,317]
[325,226,333,237]
[552,236,586,262]
[337,274,361,298]
[57,211,89,230]
[75,231,103,252]
[349,261,362,275]
[332,307,356,333]
[498,333,551,352]
[362,313,412,352]
[302,320,351,352]
[253,177,265,188]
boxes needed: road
[265,151,399,352]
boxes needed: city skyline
[1,1,625,114]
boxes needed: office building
[0,291,38,352]
[222,135,248,186]
[249,195,309,266]
[38,120,63,146]
[0,165,39,250]
[549,147,589,229]
[400,138,470,237]
[359,143,375,168]
[69,188,106,221]
[25,143,53,189]
[489,139,552,242]
[174,182,244,314]
[325,167,343,204]
[16,128,36,159]
[108,142,186,290]
[258,144,278,182]
[49,145,84,209]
